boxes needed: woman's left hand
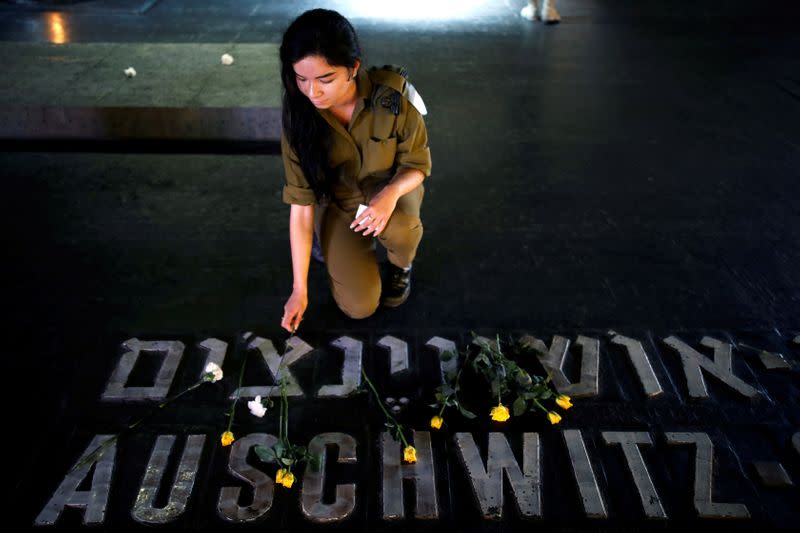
[350,184,399,237]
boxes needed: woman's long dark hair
[280,9,362,202]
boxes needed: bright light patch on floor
[47,13,68,44]
[346,0,491,20]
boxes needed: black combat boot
[381,262,412,307]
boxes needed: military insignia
[369,65,426,116]
[380,93,401,115]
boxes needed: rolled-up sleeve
[281,133,317,206]
[395,102,432,177]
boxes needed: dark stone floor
[2,0,799,530]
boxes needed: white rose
[221,53,234,66]
[204,362,223,382]
[248,395,267,417]
[124,67,137,78]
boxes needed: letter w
[453,433,540,520]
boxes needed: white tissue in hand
[221,53,234,66]
[124,67,136,78]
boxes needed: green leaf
[280,456,294,467]
[458,404,477,419]
[254,445,276,463]
[512,397,527,417]
[475,354,490,368]
[439,350,454,362]
[290,444,307,455]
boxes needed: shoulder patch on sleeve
[404,80,427,116]
[368,65,427,116]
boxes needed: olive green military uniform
[281,66,432,319]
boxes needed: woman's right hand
[281,289,308,333]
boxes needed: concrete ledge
[0,105,282,148]
[2,42,284,151]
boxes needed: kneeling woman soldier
[279,9,431,333]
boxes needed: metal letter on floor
[232,335,313,398]
[131,435,206,524]
[665,432,750,518]
[217,433,278,524]
[198,338,228,380]
[563,429,608,518]
[380,431,438,520]
[302,432,358,523]
[102,339,185,401]
[602,431,666,519]
[609,334,664,397]
[378,335,410,377]
[425,337,459,384]
[662,336,759,399]
[317,337,363,398]
[454,432,541,520]
[521,335,600,398]
[35,434,117,526]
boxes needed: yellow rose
[556,394,573,410]
[403,445,417,464]
[547,411,562,424]
[220,431,235,446]
[430,416,443,430]
[277,468,294,488]
[490,403,511,422]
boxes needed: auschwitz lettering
[35,332,800,526]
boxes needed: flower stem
[361,368,410,448]
[280,381,289,444]
[71,377,209,473]
[226,351,249,433]
[158,380,205,409]
[439,363,467,417]
[263,334,293,405]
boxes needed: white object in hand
[124,67,137,78]
[355,203,373,231]
[221,53,234,66]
